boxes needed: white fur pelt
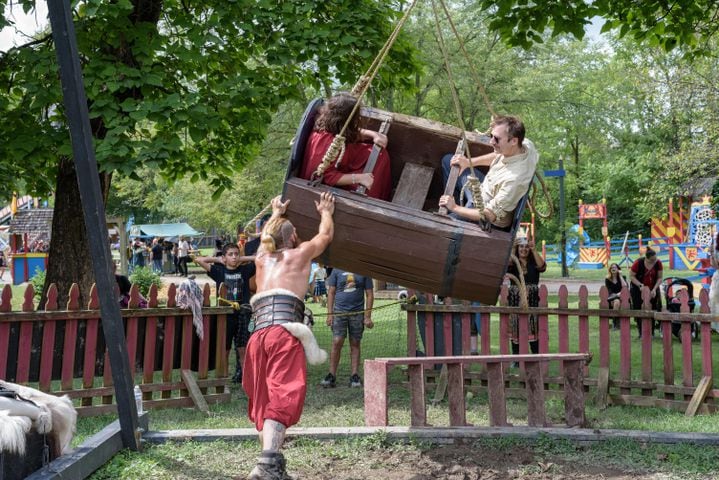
[0,380,77,456]
[251,288,328,365]
[0,396,52,434]
[0,410,32,455]
[710,270,719,333]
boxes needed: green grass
[73,296,719,479]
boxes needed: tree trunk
[39,157,110,309]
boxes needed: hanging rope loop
[312,0,420,182]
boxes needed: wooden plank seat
[364,353,591,429]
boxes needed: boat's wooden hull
[282,101,525,305]
[284,178,513,304]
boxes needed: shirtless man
[242,191,335,480]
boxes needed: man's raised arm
[301,192,335,259]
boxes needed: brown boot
[247,452,296,480]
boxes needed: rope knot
[351,76,370,97]
[313,135,346,179]
[464,175,485,220]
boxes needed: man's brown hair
[491,115,525,146]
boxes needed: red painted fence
[0,282,233,416]
[405,284,717,413]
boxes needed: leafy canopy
[0,0,419,200]
[477,0,719,55]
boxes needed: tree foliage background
[1,0,719,294]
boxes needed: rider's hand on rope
[450,154,470,172]
[438,195,456,212]
[357,173,374,191]
[372,132,388,148]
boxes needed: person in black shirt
[605,262,628,329]
[195,243,256,383]
[506,236,546,356]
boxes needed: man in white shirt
[439,115,538,230]
[177,236,190,277]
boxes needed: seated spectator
[438,115,538,231]
[113,262,147,308]
[605,263,628,329]
[0,250,6,280]
[299,92,392,201]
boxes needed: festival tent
[129,223,203,242]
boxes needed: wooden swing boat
[282,99,529,304]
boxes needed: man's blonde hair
[260,217,296,253]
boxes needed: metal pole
[559,156,568,277]
[46,0,140,450]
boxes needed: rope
[242,202,273,237]
[218,297,253,312]
[436,0,553,221]
[438,0,496,120]
[310,297,413,318]
[507,253,529,309]
[430,0,471,165]
[527,172,554,220]
[312,0,420,181]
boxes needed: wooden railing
[365,353,590,428]
[0,282,233,417]
[404,285,716,414]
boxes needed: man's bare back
[254,192,335,299]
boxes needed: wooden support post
[181,369,210,414]
[47,0,140,451]
[563,359,586,427]
[525,361,547,427]
[486,363,509,427]
[431,365,448,406]
[685,376,712,417]
[447,363,466,426]
[408,364,427,427]
[364,360,389,426]
[595,367,610,410]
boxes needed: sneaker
[248,452,295,480]
[232,367,242,384]
[320,373,336,388]
[349,374,362,388]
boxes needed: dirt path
[289,443,667,480]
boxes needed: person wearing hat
[505,233,546,357]
[629,247,663,338]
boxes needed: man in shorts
[243,192,335,480]
[320,268,374,388]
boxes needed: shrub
[129,266,162,297]
[30,267,46,301]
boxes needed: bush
[129,266,162,297]
[30,267,46,301]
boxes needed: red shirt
[630,258,663,288]
[299,131,392,201]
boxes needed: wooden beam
[431,365,448,406]
[46,0,139,451]
[181,370,210,414]
[595,367,609,410]
[686,376,713,417]
[27,414,148,480]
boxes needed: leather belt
[251,294,305,332]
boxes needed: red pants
[242,325,307,431]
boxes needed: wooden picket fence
[405,284,717,414]
[0,282,234,417]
